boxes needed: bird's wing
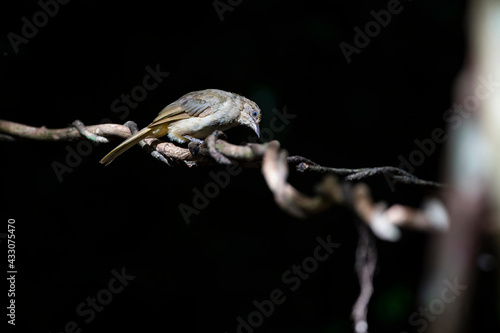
[148,104,191,127]
[148,91,228,128]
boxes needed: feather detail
[99,127,152,166]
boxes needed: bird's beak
[251,121,260,138]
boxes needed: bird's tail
[100,127,153,166]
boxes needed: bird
[100,89,262,165]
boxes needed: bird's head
[238,98,262,138]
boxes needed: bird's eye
[252,111,258,118]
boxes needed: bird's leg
[183,135,204,144]
[72,120,109,143]
[124,121,171,166]
[184,135,206,156]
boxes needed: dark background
[1,0,497,332]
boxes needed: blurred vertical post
[424,0,500,332]
[475,0,500,324]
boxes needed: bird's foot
[72,120,109,143]
[188,141,201,156]
[185,135,208,156]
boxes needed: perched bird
[100,89,261,165]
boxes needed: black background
[1,0,497,332]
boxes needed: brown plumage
[100,89,261,165]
